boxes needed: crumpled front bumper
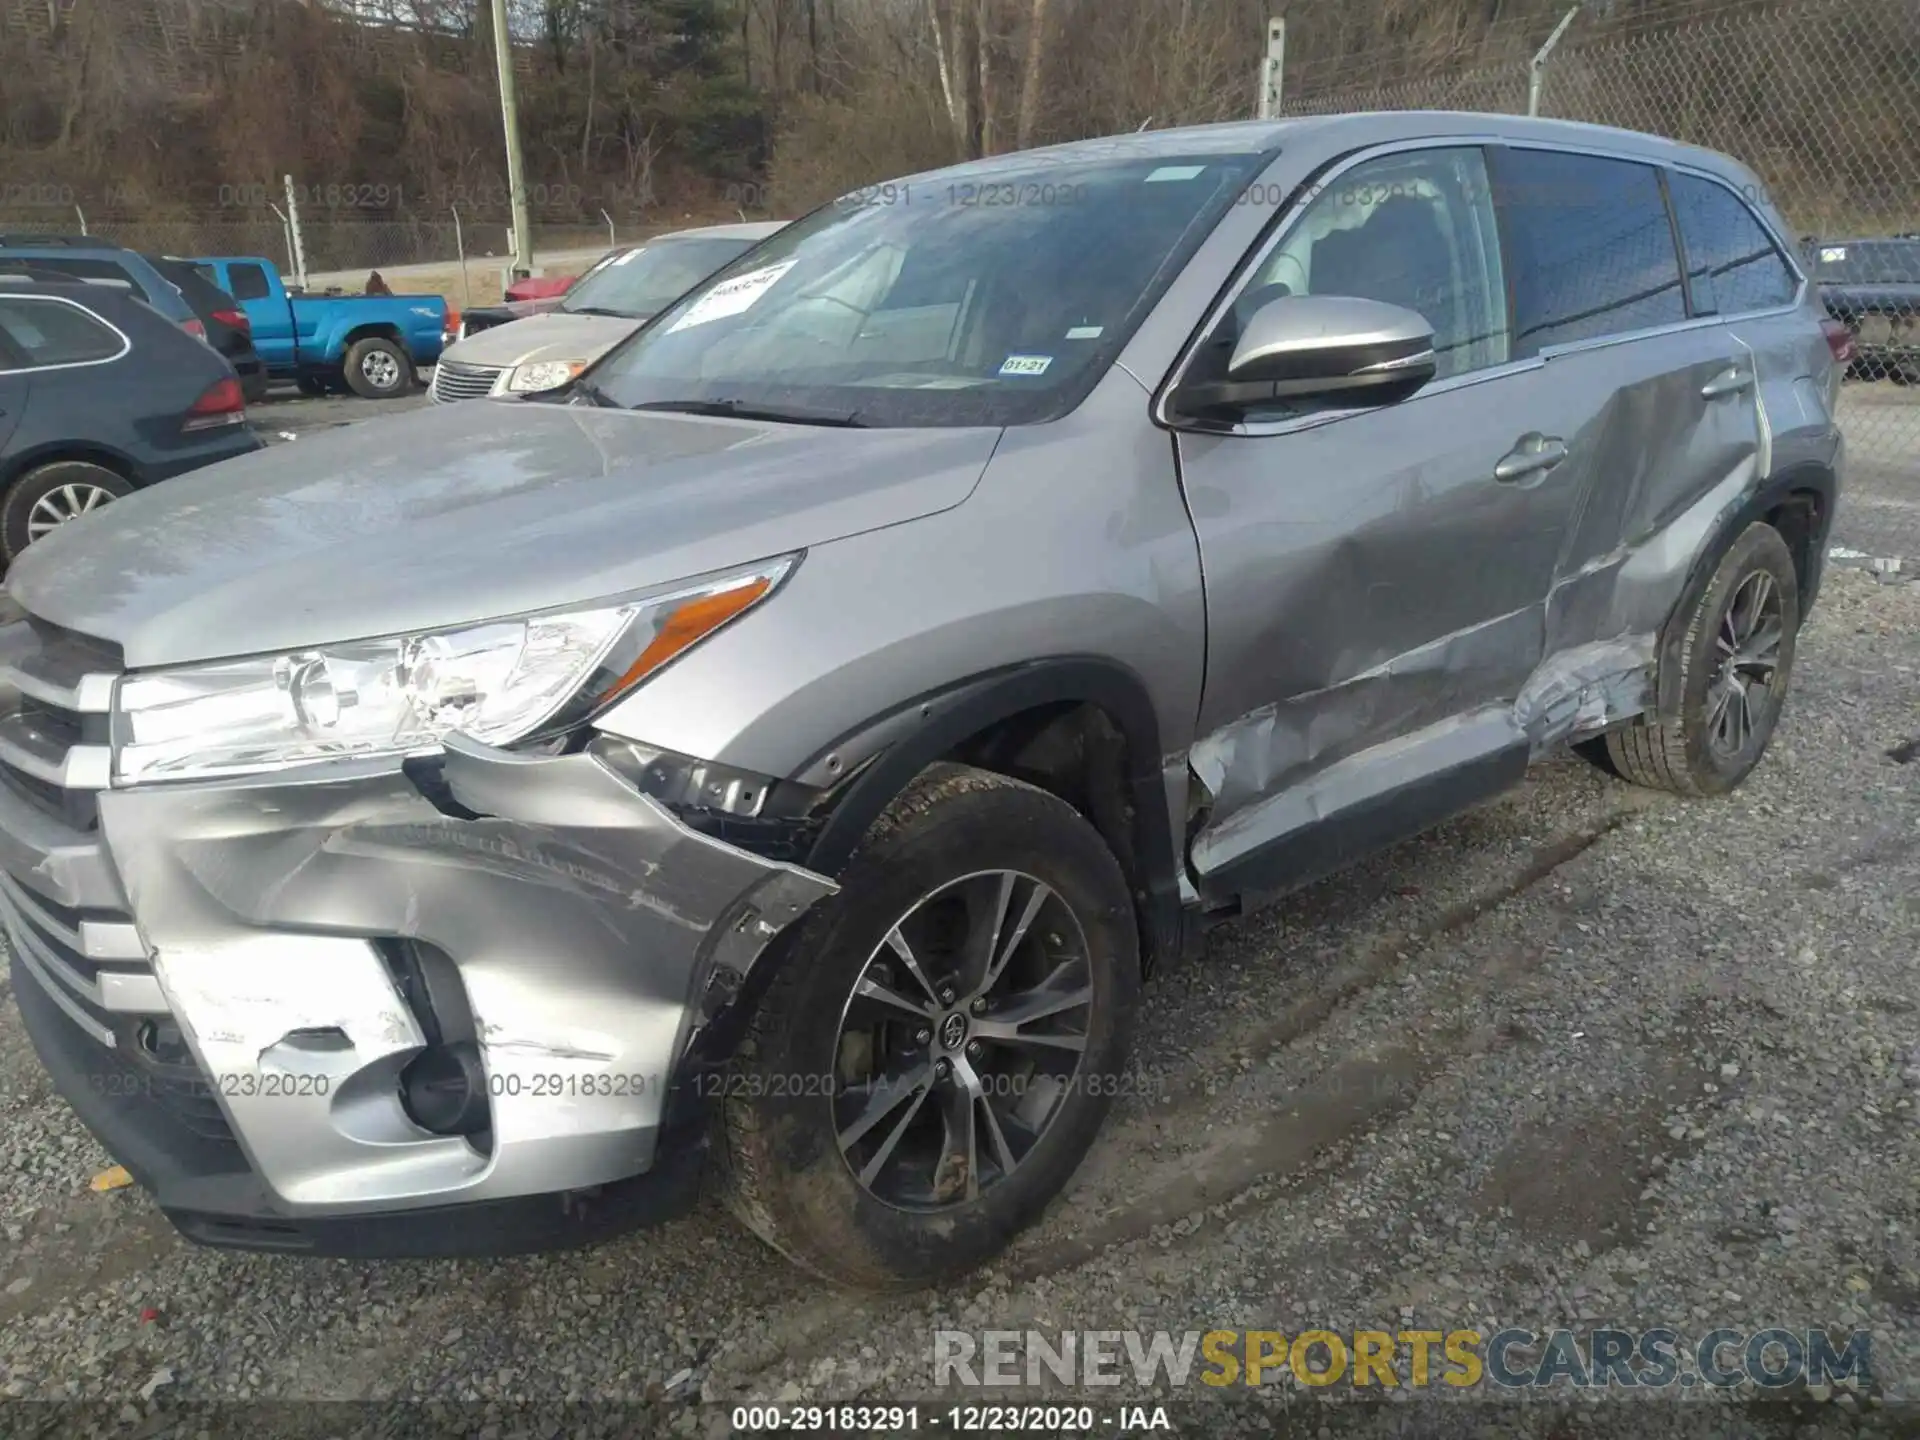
[5,729,836,1256]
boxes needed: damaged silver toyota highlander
[0,113,1842,1288]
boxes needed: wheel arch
[0,443,140,492]
[801,657,1187,978]
[1651,461,1835,721]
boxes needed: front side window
[0,296,125,368]
[589,150,1271,428]
[1494,148,1686,357]
[562,238,758,319]
[1668,173,1798,316]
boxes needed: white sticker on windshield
[1819,246,1847,263]
[1000,354,1054,376]
[1065,325,1104,341]
[1145,165,1206,183]
[666,259,798,332]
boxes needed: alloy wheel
[26,482,118,542]
[1706,568,1785,759]
[832,869,1094,1211]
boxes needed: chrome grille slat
[0,883,165,1015]
[11,942,115,1046]
[0,711,109,789]
[430,361,503,402]
[0,867,143,961]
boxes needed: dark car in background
[1805,235,1919,382]
[0,278,259,560]
[0,236,204,337]
[147,255,268,401]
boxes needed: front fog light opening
[378,939,493,1148]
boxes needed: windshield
[1812,241,1920,286]
[561,237,758,318]
[588,151,1270,427]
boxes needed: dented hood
[7,399,1001,667]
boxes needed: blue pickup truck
[189,256,449,399]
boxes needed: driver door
[1169,144,1586,903]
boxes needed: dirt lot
[1,540,1917,1434]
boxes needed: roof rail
[0,234,115,249]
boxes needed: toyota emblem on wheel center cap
[940,1012,968,1051]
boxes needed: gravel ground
[1,568,1916,1438]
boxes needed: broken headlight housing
[111,557,795,785]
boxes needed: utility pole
[490,0,533,278]
[1528,6,1582,117]
[1255,18,1285,120]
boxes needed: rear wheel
[1593,522,1800,796]
[2,461,132,560]
[343,337,413,399]
[717,763,1139,1290]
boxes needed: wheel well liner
[801,658,1186,973]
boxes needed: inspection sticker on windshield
[1065,325,1104,341]
[667,260,798,332]
[1000,354,1054,377]
[1145,165,1207,183]
[1820,246,1848,263]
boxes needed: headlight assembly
[505,360,588,393]
[112,557,795,785]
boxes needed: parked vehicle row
[0,115,1850,1294]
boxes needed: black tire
[1600,522,1800,796]
[342,336,414,399]
[2,461,132,560]
[295,375,328,398]
[716,763,1140,1290]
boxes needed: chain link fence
[1279,0,1920,560]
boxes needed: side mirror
[1179,295,1437,419]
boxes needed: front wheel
[717,763,1140,1290]
[1594,522,1801,796]
[2,461,132,560]
[343,337,414,399]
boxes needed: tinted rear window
[150,257,237,310]
[6,254,149,302]
[1493,148,1687,357]
[1668,174,1798,315]
[0,295,125,366]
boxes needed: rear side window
[227,264,271,302]
[11,255,149,302]
[0,296,126,367]
[1668,173,1798,315]
[1493,148,1687,357]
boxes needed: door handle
[1701,367,1755,399]
[1494,436,1569,484]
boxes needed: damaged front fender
[97,736,836,1214]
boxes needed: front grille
[430,361,503,402]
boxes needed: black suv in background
[1805,235,1920,382]
[146,255,269,401]
[0,277,260,560]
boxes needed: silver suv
[0,114,1841,1288]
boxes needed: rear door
[0,329,27,452]
[1487,145,1762,666]
[1667,170,1832,483]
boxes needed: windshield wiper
[566,304,641,319]
[631,398,868,428]
[566,376,620,407]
